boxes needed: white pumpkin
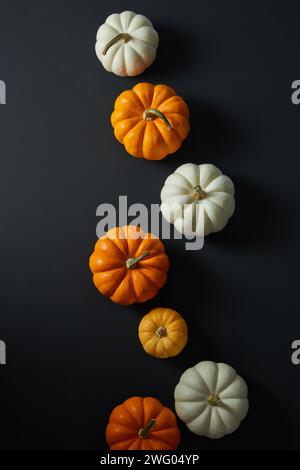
[174,361,249,439]
[95,11,159,77]
[160,163,235,238]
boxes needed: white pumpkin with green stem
[174,361,249,439]
[95,11,159,76]
[160,163,235,238]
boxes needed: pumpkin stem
[138,419,156,438]
[102,33,131,55]
[193,185,206,201]
[207,394,222,407]
[143,108,171,130]
[155,326,167,338]
[126,252,149,269]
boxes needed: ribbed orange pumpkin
[138,308,188,358]
[89,225,169,305]
[111,82,190,160]
[106,396,180,450]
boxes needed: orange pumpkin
[106,396,180,450]
[89,225,169,305]
[111,82,190,160]
[138,308,188,358]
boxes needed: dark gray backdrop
[0,0,300,450]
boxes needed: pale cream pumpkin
[160,163,235,238]
[95,11,159,76]
[174,361,249,439]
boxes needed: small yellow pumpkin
[138,308,188,359]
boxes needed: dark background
[0,0,300,450]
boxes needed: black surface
[0,0,300,450]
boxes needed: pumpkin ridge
[174,171,195,190]
[138,262,167,274]
[106,270,128,297]
[210,407,227,437]
[107,423,137,437]
[151,85,176,108]
[126,234,144,259]
[162,111,190,124]
[109,43,123,67]
[114,90,144,114]
[151,424,179,435]
[180,379,206,396]
[125,40,145,66]
[159,113,190,137]
[128,20,153,34]
[139,315,157,329]
[123,398,144,428]
[135,238,165,256]
[186,403,211,425]
[93,270,127,298]
[125,271,137,302]
[125,119,147,157]
[156,340,169,358]
[165,173,194,190]
[120,226,132,256]
[131,36,157,49]
[132,84,154,109]
[166,317,185,328]
[110,437,138,450]
[127,438,142,450]
[111,271,136,304]
[142,122,167,160]
[143,336,159,350]
[95,236,126,257]
[157,101,190,119]
[192,368,211,395]
[198,164,222,189]
[150,431,179,446]
[100,23,119,37]
[163,183,192,195]
[106,13,122,32]
[200,200,228,235]
[197,362,218,394]
[140,332,156,343]
[176,397,206,404]
[217,401,244,425]
[153,118,181,146]
[114,117,141,138]
[136,267,165,289]
[106,226,128,250]
[90,255,125,272]
[120,11,135,31]
[203,197,231,217]
[133,269,161,292]
[164,335,184,352]
[220,405,243,432]
[215,363,237,394]
[205,193,235,219]
[128,18,154,33]
[142,398,160,430]
[129,36,156,54]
